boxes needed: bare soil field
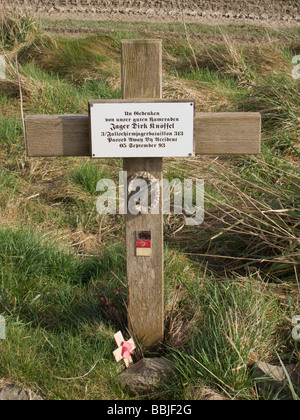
[1,0,300,25]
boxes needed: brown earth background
[0,0,300,24]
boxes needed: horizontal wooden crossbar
[25,112,261,157]
[25,114,90,158]
[194,112,261,155]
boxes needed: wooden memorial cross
[25,40,261,348]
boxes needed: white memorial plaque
[90,101,194,158]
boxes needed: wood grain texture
[195,112,261,155]
[122,40,164,347]
[124,158,164,347]
[25,114,90,157]
[121,40,162,100]
[26,112,261,157]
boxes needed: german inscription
[90,101,194,158]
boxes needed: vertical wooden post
[121,40,164,347]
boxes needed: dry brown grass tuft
[0,12,39,50]
[163,76,233,112]
[185,385,229,400]
[165,155,300,281]
[0,52,41,100]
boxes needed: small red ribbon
[121,341,132,359]
[136,239,151,248]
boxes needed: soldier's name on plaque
[89,100,194,158]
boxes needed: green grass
[171,277,287,400]
[0,168,25,198]
[0,114,24,155]
[0,227,294,400]
[69,161,113,195]
[19,62,121,115]
[40,18,300,42]
[0,226,129,399]
[0,14,299,400]
[40,37,107,80]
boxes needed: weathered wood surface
[25,114,90,157]
[25,112,261,157]
[121,40,163,100]
[194,112,261,155]
[122,40,164,347]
